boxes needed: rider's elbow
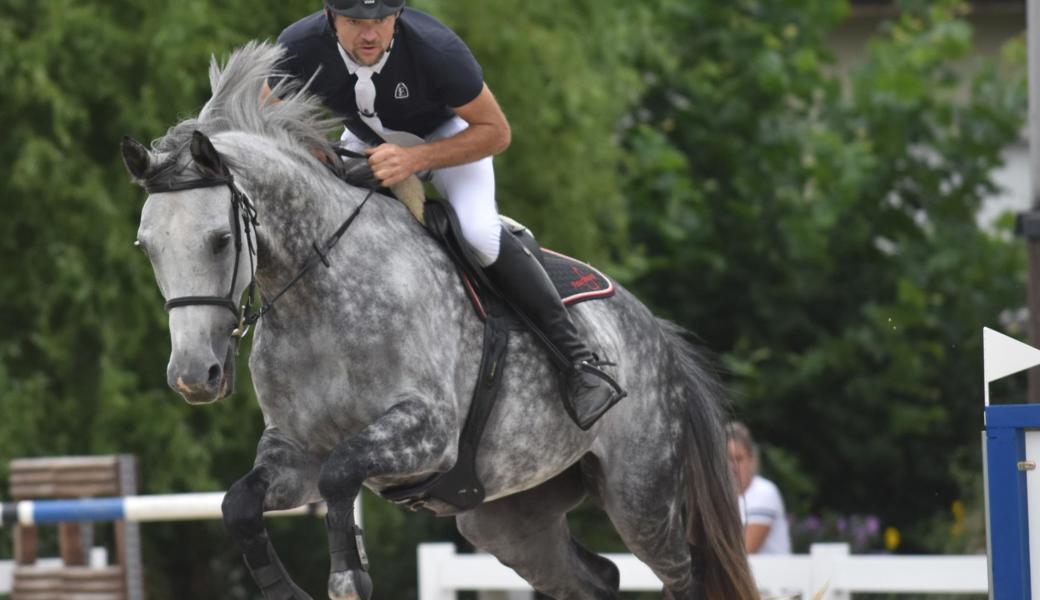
[494,121,512,155]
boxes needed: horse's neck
[225,138,352,261]
[225,136,433,313]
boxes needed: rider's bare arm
[264,80,511,165]
[264,79,509,184]
[411,83,511,169]
[365,83,510,186]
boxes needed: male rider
[267,0,624,429]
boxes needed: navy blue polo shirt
[274,9,484,137]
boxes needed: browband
[146,176,233,194]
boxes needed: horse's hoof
[328,569,373,600]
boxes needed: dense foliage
[0,0,1027,596]
[622,0,1027,547]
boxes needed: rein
[145,146,375,345]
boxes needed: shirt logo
[394,82,410,100]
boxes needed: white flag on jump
[984,327,1040,383]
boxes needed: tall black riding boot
[484,230,626,430]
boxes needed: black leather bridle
[144,139,375,344]
[146,171,261,340]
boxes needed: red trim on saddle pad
[541,248,615,305]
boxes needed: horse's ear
[189,130,224,178]
[121,136,152,181]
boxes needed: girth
[378,200,513,512]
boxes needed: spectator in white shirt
[726,421,791,554]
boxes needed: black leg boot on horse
[223,466,314,600]
[484,230,626,430]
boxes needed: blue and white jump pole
[983,327,1040,600]
[0,492,325,527]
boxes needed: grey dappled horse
[121,42,756,600]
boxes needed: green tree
[622,0,1026,549]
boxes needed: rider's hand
[365,144,421,187]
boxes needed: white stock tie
[337,43,391,134]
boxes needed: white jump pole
[0,492,329,527]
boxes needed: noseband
[144,139,374,343]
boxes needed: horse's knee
[318,399,451,504]
[222,469,267,541]
[317,454,362,503]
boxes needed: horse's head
[121,41,353,403]
[122,131,256,404]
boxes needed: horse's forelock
[141,41,341,191]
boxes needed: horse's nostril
[207,364,222,387]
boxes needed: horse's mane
[145,41,343,188]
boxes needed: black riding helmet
[324,0,405,20]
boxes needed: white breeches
[341,116,501,266]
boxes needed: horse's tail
[659,318,758,600]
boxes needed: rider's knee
[459,218,502,266]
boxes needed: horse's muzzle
[168,344,235,404]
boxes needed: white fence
[0,532,990,597]
[418,543,990,600]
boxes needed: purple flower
[866,515,880,535]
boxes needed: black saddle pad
[541,248,614,306]
[459,247,615,321]
[457,242,615,322]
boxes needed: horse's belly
[473,377,596,499]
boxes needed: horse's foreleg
[222,428,321,600]
[318,397,453,600]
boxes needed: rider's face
[333,13,398,66]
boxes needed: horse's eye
[213,233,233,255]
[134,240,149,256]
